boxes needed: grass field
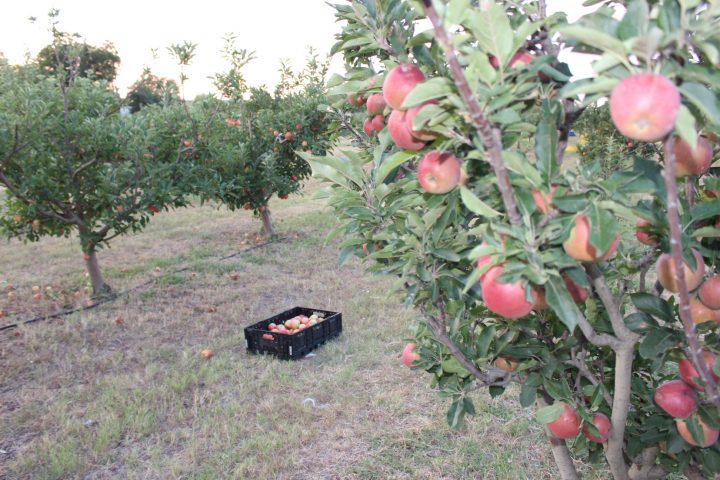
[0,182,604,479]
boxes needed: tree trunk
[606,346,634,480]
[259,207,277,239]
[83,246,112,297]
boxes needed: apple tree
[191,40,332,238]
[0,60,200,296]
[309,0,720,478]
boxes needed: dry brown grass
[0,182,603,479]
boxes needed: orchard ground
[0,181,610,479]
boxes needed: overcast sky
[0,1,599,98]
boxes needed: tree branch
[422,0,522,225]
[422,306,510,387]
[663,136,720,405]
[565,358,614,407]
[586,264,638,342]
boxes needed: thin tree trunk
[259,207,277,239]
[83,245,111,297]
[607,346,634,480]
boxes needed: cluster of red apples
[655,357,720,448]
[262,313,323,338]
[353,64,463,195]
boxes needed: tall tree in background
[36,33,120,83]
[125,67,180,112]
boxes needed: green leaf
[465,4,513,65]
[545,275,581,332]
[442,356,470,377]
[536,404,563,425]
[432,248,461,262]
[639,328,678,359]
[376,151,414,184]
[685,414,706,447]
[556,25,628,62]
[447,399,466,429]
[559,76,618,99]
[680,82,720,126]
[674,105,698,150]
[503,151,543,187]
[476,325,496,358]
[691,199,720,222]
[623,312,657,332]
[587,203,619,257]
[535,106,559,181]
[519,382,537,408]
[460,186,501,217]
[630,293,673,322]
[401,77,454,109]
[617,0,649,39]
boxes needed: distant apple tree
[0,56,198,295]
[310,0,720,479]
[189,39,333,238]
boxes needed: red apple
[609,73,680,142]
[563,214,621,263]
[404,100,439,141]
[546,402,582,439]
[347,93,366,107]
[417,151,461,194]
[388,109,426,150]
[201,349,214,359]
[481,265,537,319]
[383,64,426,110]
[654,379,697,418]
[366,93,387,115]
[364,114,385,136]
[676,417,720,447]
[402,342,421,368]
[583,413,611,443]
[689,297,720,325]
[673,136,713,178]
[363,117,374,137]
[655,249,705,293]
[699,275,720,310]
[494,355,518,372]
[532,186,556,215]
[489,51,534,69]
[635,218,658,246]
[564,275,589,304]
[679,351,720,391]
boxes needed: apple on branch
[417,151,461,194]
[382,64,426,110]
[609,73,680,142]
[545,402,582,439]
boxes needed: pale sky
[0,1,599,99]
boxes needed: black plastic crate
[244,307,342,360]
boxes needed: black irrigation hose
[0,236,286,333]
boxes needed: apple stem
[663,136,720,405]
[421,0,522,226]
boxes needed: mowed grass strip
[0,184,605,479]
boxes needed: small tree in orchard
[0,45,198,296]
[193,38,332,238]
[310,0,720,478]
